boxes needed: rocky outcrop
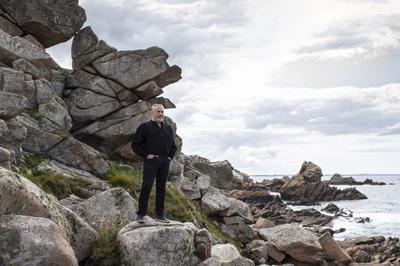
[0,29,61,79]
[293,161,322,182]
[35,159,110,192]
[280,177,367,203]
[184,155,248,190]
[319,232,352,263]
[257,177,287,192]
[47,137,110,176]
[339,236,400,264]
[117,220,207,266]
[201,187,253,220]
[0,91,27,120]
[201,187,231,216]
[326,173,386,185]
[0,146,11,169]
[59,206,98,262]
[0,117,27,163]
[200,187,256,244]
[0,215,78,266]
[69,188,138,232]
[181,178,202,200]
[0,167,98,261]
[61,26,182,161]
[279,161,367,203]
[258,223,323,263]
[199,244,254,266]
[229,189,333,227]
[71,26,116,70]
[0,0,86,48]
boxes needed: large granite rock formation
[258,223,323,263]
[0,146,11,169]
[117,220,207,266]
[199,244,254,266]
[62,26,182,161]
[0,167,98,262]
[0,0,86,48]
[0,215,78,266]
[69,188,138,232]
[0,91,27,120]
[183,155,249,190]
[0,28,62,79]
[279,161,367,203]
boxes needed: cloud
[270,48,400,88]
[271,13,400,88]
[380,123,400,135]
[244,85,400,135]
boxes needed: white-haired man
[132,104,177,223]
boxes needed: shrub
[20,155,93,200]
[105,161,142,197]
[86,226,122,266]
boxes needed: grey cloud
[379,127,400,136]
[298,14,400,55]
[244,95,400,135]
[80,0,246,68]
[339,0,389,3]
[296,36,370,54]
[270,48,400,88]
[271,14,400,88]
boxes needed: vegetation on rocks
[85,226,123,266]
[19,154,93,200]
[106,161,142,196]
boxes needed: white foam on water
[251,174,400,240]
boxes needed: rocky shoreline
[0,0,399,265]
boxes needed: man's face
[151,107,164,122]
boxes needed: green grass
[20,154,94,200]
[87,226,122,266]
[106,161,142,197]
[23,154,43,169]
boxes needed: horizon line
[250,173,400,176]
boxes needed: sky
[48,0,400,175]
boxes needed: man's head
[150,104,164,123]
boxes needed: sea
[250,174,400,240]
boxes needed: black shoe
[155,214,170,223]
[137,213,145,223]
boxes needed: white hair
[151,104,164,110]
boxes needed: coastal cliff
[0,1,399,265]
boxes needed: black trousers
[137,156,170,216]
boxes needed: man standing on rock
[132,104,177,223]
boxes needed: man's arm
[168,127,177,160]
[132,123,148,159]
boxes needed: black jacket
[132,120,177,160]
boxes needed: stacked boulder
[0,1,111,176]
[279,161,367,204]
[0,0,86,48]
[183,154,251,190]
[65,26,182,161]
[247,223,353,265]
